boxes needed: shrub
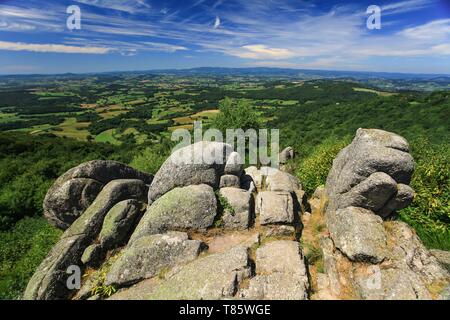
[0,217,62,299]
[295,137,350,195]
[399,137,450,249]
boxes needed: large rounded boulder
[147,141,234,204]
[44,160,153,229]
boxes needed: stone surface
[224,151,243,176]
[265,169,302,193]
[263,225,296,238]
[44,160,153,229]
[430,250,450,272]
[142,246,251,300]
[219,187,252,230]
[219,174,241,188]
[256,191,294,225]
[130,184,217,243]
[385,221,449,282]
[243,166,262,190]
[337,172,397,212]
[24,179,148,300]
[106,232,203,287]
[279,147,294,164]
[325,128,415,217]
[326,206,387,264]
[354,265,432,300]
[147,141,234,204]
[99,199,146,250]
[378,184,415,218]
[80,243,103,268]
[239,241,308,300]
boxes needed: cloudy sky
[0,0,449,74]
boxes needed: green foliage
[211,97,262,133]
[399,137,450,249]
[295,137,350,195]
[0,217,62,299]
[129,141,172,175]
[0,132,131,229]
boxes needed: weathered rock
[24,179,148,300]
[378,184,414,218]
[142,246,251,300]
[326,206,387,264]
[243,166,262,190]
[219,187,252,230]
[256,191,294,225]
[148,141,234,204]
[80,243,103,268]
[224,151,243,176]
[265,169,302,193]
[99,200,146,250]
[44,160,153,229]
[263,225,296,238]
[219,175,241,188]
[337,172,397,213]
[318,221,449,300]
[439,285,450,300]
[44,179,103,230]
[354,265,432,300]
[430,250,450,272]
[130,184,217,243]
[385,221,449,282]
[279,147,294,164]
[325,129,415,217]
[239,241,308,300]
[106,232,203,287]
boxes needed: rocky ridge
[24,131,449,300]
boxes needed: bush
[295,137,350,195]
[130,143,171,175]
[0,217,62,299]
[399,137,450,249]
[211,97,262,133]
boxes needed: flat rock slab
[219,187,252,230]
[326,206,387,264]
[141,246,251,300]
[206,231,260,254]
[256,191,294,225]
[130,184,217,243]
[106,232,203,287]
[240,241,309,300]
[265,169,302,193]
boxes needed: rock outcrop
[313,128,449,300]
[44,160,153,229]
[25,131,449,301]
[147,141,234,204]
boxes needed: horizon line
[1,66,450,77]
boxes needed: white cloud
[382,0,434,15]
[74,0,151,14]
[399,19,450,40]
[141,42,188,52]
[231,45,296,60]
[0,41,110,54]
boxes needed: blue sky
[0,0,449,74]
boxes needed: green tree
[211,97,262,133]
